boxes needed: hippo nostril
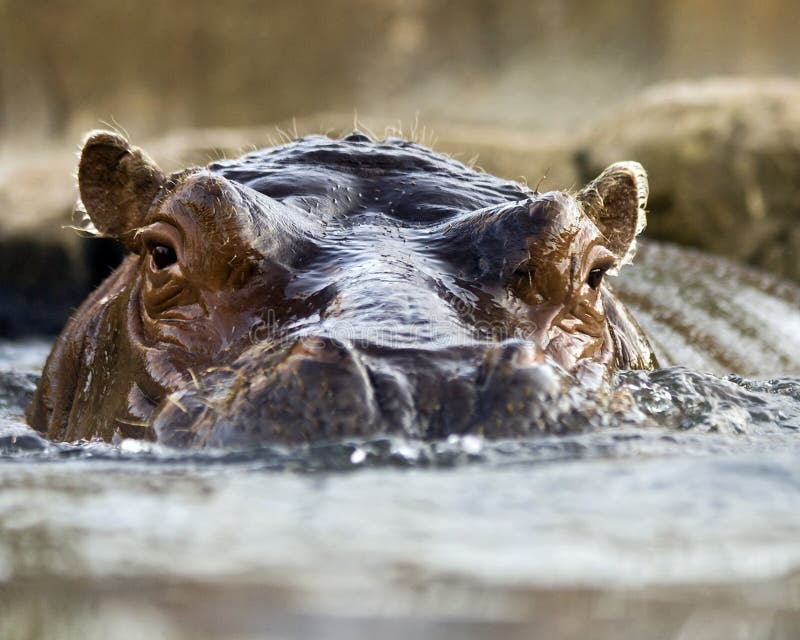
[292,335,327,357]
[510,343,545,368]
[286,336,352,363]
[496,340,546,368]
[477,339,547,388]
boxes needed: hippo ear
[577,162,648,272]
[78,131,165,247]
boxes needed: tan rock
[580,77,800,281]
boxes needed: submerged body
[28,132,656,446]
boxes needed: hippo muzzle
[28,131,656,447]
[152,337,571,447]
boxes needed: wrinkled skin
[28,131,656,447]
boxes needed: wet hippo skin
[27,131,656,446]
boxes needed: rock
[578,77,800,282]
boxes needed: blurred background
[2,0,800,334]
[3,0,800,143]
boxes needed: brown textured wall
[4,0,797,146]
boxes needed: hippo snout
[152,337,569,448]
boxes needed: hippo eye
[586,267,606,290]
[150,243,177,270]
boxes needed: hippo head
[28,131,655,447]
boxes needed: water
[2,245,800,639]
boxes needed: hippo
[27,130,657,447]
